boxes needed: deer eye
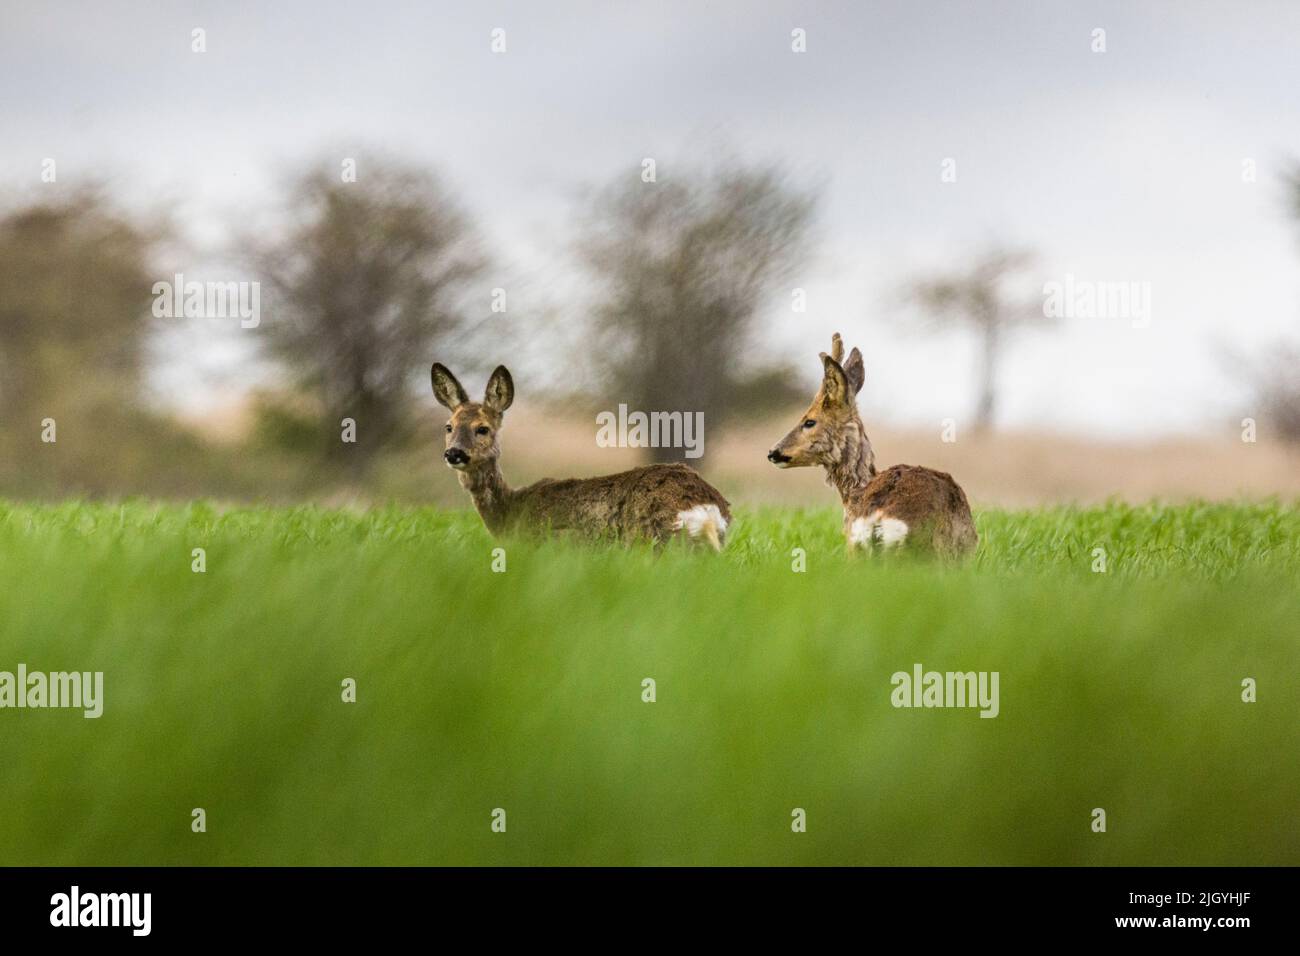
[475,426,491,436]
[445,424,452,433]
[803,419,817,429]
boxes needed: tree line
[3,155,1298,496]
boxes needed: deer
[430,363,732,550]
[766,333,978,558]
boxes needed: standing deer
[431,363,731,549]
[766,333,977,557]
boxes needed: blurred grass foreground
[0,500,1296,865]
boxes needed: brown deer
[766,333,978,558]
[431,363,731,549]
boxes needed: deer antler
[820,332,846,366]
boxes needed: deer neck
[459,459,514,533]
[824,414,877,505]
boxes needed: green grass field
[0,500,1296,866]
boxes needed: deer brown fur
[432,363,731,549]
[767,333,977,558]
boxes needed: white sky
[3,0,1299,437]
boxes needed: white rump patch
[674,504,728,539]
[849,511,909,549]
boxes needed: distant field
[181,403,1300,508]
[0,501,1296,865]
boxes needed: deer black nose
[444,448,469,466]
[768,449,790,463]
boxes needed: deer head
[431,363,514,471]
[767,332,868,469]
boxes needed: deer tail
[675,504,727,552]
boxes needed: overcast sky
[3,0,1299,437]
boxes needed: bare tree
[907,247,1042,432]
[0,191,225,497]
[1239,165,1300,443]
[1240,343,1300,442]
[0,190,158,415]
[250,158,485,473]
[579,163,817,461]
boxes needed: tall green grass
[0,501,1295,865]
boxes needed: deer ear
[431,363,469,410]
[820,354,850,407]
[843,347,865,395]
[484,365,514,412]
